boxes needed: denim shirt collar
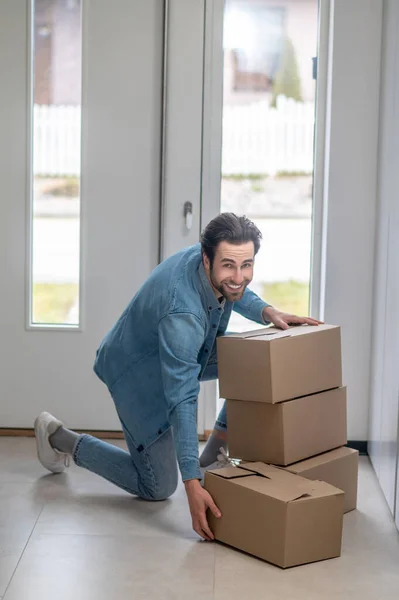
[197,261,223,311]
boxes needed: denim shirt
[93,244,269,481]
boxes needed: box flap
[235,463,319,502]
[239,462,280,477]
[284,447,359,474]
[234,475,313,502]
[222,324,339,342]
[206,466,254,479]
[240,462,312,482]
[238,462,344,500]
[223,328,290,340]
[272,323,339,339]
[302,479,345,499]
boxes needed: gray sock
[49,426,81,455]
[199,430,228,467]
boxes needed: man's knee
[149,469,179,501]
[140,463,178,501]
[136,427,179,501]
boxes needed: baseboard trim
[199,429,213,441]
[346,440,368,455]
[0,428,212,442]
[0,428,124,439]
[0,429,369,455]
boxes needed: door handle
[183,201,193,230]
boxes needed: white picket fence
[33,96,315,177]
[222,96,315,176]
[33,105,81,177]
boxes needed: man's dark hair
[201,213,262,266]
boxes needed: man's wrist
[184,478,201,490]
[263,305,274,321]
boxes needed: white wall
[368,0,399,519]
[321,0,383,440]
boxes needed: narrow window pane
[31,0,82,326]
[221,0,318,332]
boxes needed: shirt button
[208,306,212,310]
[212,324,216,329]
[205,349,208,353]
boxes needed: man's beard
[209,267,248,301]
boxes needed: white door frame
[161,0,224,436]
[160,0,206,259]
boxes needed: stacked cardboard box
[204,324,359,568]
[281,446,358,513]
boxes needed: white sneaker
[200,448,239,485]
[34,411,70,474]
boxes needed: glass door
[199,0,322,432]
[220,0,319,332]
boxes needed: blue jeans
[215,402,227,433]
[73,362,227,500]
[74,427,178,501]
[198,355,227,434]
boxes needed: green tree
[271,37,303,106]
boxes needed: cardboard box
[282,446,359,513]
[205,462,344,568]
[227,387,347,465]
[217,324,342,403]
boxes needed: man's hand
[184,479,221,540]
[263,306,323,330]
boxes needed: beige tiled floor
[1,437,398,599]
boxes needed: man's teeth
[227,284,242,289]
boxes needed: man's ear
[202,252,210,270]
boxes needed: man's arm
[158,312,203,482]
[232,287,271,325]
[158,312,222,540]
[233,288,323,329]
